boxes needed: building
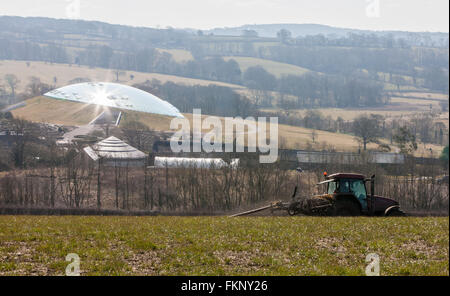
[296,150,405,164]
[84,136,147,167]
[44,82,183,119]
[42,82,184,145]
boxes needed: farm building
[84,136,147,167]
[296,150,405,164]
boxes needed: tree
[439,100,449,112]
[352,114,382,151]
[121,120,152,151]
[26,77,51,97]
[99,45,114,68]
[277,29,292,43]
[113,70,125,82]
[4,74,20,98]
[243,66,277,91]
[393,126,418,154]
[424,67,449,93]
[9,118,38,168]
[440,146,449,163]
[242,30,258,38]
[311,130,318,143]
[0,83,7,106]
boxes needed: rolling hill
[207,23,449,44]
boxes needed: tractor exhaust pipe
[370,174,375,215]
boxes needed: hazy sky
[0,0,448,32]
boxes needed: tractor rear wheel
[333,200,361,216]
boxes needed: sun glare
[92,89,110,106]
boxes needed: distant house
[83,136,147,167]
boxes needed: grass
[11,96,106,126]
[0,216,447,275]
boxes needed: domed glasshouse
[44,82,183,118]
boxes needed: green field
[0,216,448,276]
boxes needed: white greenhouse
[44,82,183,118]
[153,157,240,169]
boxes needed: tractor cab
[327,174,368,212]
[322,173,368,212]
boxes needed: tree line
[1,31,448,94]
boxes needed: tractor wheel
[333,200,361,216]
[386,208,406,217]
[288,202,300,216]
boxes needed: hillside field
[10,96,391,153]
[0,60,245,92]
[0,216,447,275]
[11,96,445,157]
[3,60,447,157]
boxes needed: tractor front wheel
[386,208,406,217]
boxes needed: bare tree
[4,74,20,98]
[393,126,418,154]
[121,120,152,151]
[26,76,51,97]
[352,114,382,151]
[9,118,38,168]
[311,130,318,143]
[113,70,125,82]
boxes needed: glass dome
[44,82,184,118]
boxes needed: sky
[0,0,448,32]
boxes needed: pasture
[0,216,447,275]
[0,60,244,92]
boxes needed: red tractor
[284,173,405,216]
[231,172,405,217]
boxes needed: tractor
[230,172,405,217]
